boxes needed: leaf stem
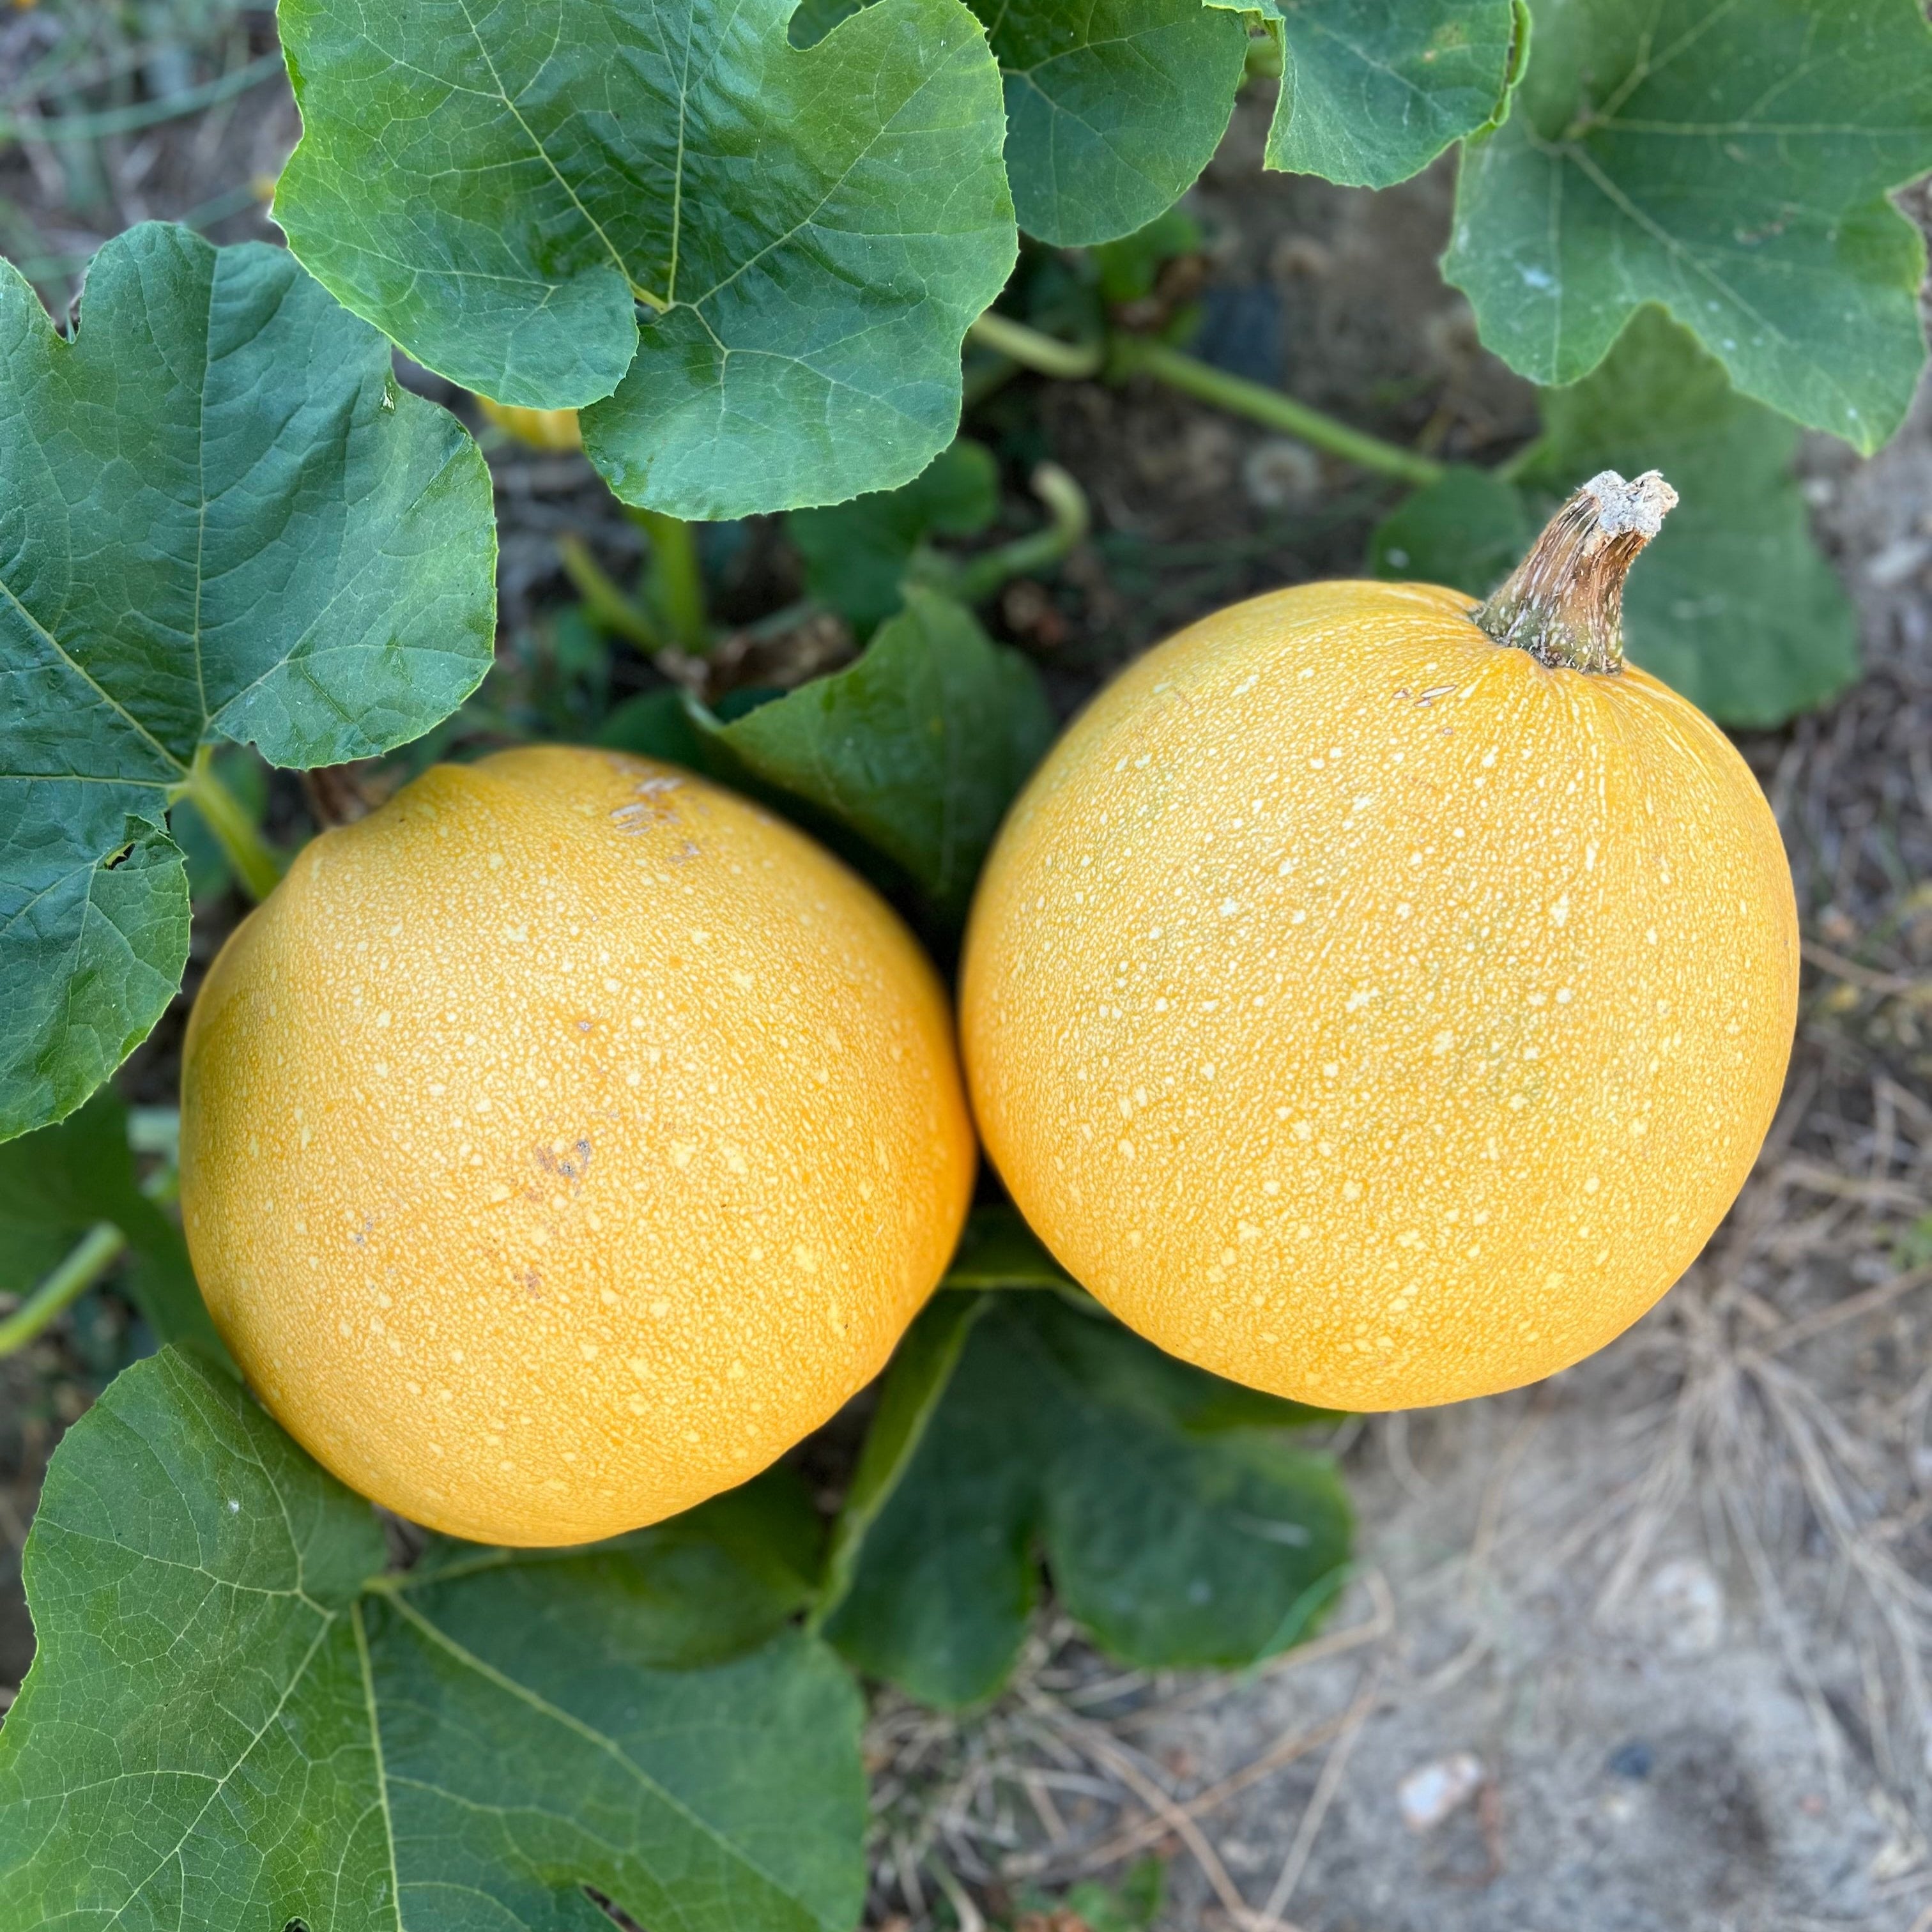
[965,312,1446,489]
[557,533,665,650]
[1110,337,1448,487]
[181,745,283,902]
[967,310,1106,381]
[938,464,1091,603]
[0,1222,126,1358]
[624,507,710,654]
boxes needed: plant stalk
[967,310,1106,381]
[557,533,665,650]
[0,1222,127,1358]
[1111,337,1447,487]
[625,507,710,654]
[181,745,282,902]
[1476,468,1677,673]
[942,463,1091,602]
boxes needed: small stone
[1606,1740,1654,1780]
[1397,1751,1484,1832]
[1641,1557,1724,1656]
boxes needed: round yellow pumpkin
[962,473,1796,1411]
[477,397,582,451]
[181,744,974,1544]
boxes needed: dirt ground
[4,20,1932,1932]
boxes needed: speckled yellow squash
[181,745,974,1544]
[477,397,582,451]
[962,473,1797,1411]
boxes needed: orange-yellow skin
[181,746,974,1544]
[477,399,582,451]
[962,583,1797,1411]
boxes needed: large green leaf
[276,0,1016,519]
[700,589,1055,920]
[1367,463,1537,598]
[0,223,495,1145]
[0,1349,866,1932]
[1371,307,1860,727]
[1445,0,1932,453]
[974,0,1249,247]
[0,1090,222,1355]
[788,439,999,637]
[819,1291,1351,1708]
[1217,0,1524,187]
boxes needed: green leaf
[1091,204,1206,307]
[1443,0,1932,453]
[820,1292,1353,1708]
[0,1348,868,1932]
[1215,0,1522,188]
[0,1089,224,1355]
[701,589,1055,920]
[975,0,1248,246]
[0,222,495,1146]
[790,440,1000,636]
[276,0,1017,520]
[1367,464,1537,597]
[942,1204,1078,1291]
[1519,305,1860,726]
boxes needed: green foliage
[975,0,1250,247]
[1091,205,1206,307]
[0,224,494,1146]
[1368,464,1534,599]
[0,1091,222,1357]
[1446,0,1932,453]
[276,0,1018,518]
[818,1289,1351,1708]
[1216,0,1524,187]
[700,590,1056,920]
[0,1349,867,1932]
[790,440,1001,636]
[1372,307,1860,727]
[1011,1858,1166,1932]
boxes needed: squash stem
[557,533,665,650]
[181,744,283,902]
[0,1222,127,1358]
[624,506,710,654]
[1110,336,1448,488]
[936,463,1091,603]
[1475,468,1676,674]
[969,312,1448,488]
[967,310,1105,381]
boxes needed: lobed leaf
[0,1349,866,1932]
[819,1290,1352,1708]
[1445,0,1932,453]
[1216,0,1524,188]
[699,589,1055,920]
[277,0,1017,519]
[0,223,496,1145]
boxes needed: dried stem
[1476,468,1677,673]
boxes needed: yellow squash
[181,745,974,1544]
[962,473,1797,1411]
[477,398,582,451]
